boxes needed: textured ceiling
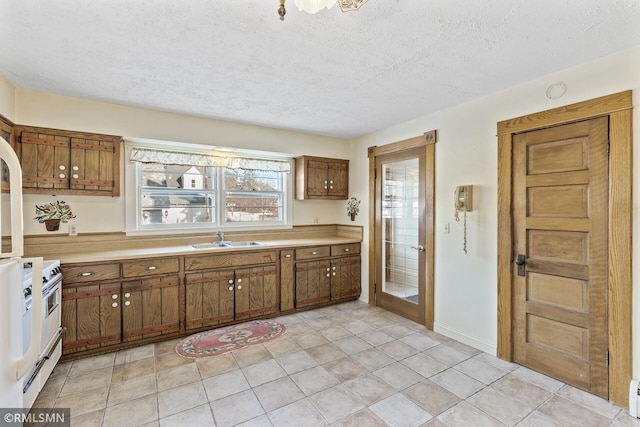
[1,1,639,139]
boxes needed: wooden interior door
[512,117,609,397]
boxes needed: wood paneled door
[498,90,633,406]
[512,118,609,397]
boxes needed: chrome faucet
[216,230,225,242]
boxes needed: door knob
[411,245,425,252]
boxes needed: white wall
[351,46,640,363]
[7,90,351,235]
[0,74,15,122]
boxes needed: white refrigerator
[0,135,43,410]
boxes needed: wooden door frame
[497,91,633,406]
[368,130,436,328]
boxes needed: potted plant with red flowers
[34,200,77,231]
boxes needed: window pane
[225,191,282,222]
[224,168,284,223]
[141,164,214,190]
[141,191,215,225]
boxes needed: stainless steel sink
[191,242,226,249]
[222,241,263,247]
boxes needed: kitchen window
[125,142,292,235]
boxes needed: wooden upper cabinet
[0,115,14,194]
[295,156,349,200]
[14,125,121,196]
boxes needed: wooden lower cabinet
[284,243,361,310]
[185,265,277,330]
[121,275,180,342]
[60,243,358,358]
[62,280,122,354]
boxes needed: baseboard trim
[434,323,496,356]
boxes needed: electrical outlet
[69,224,78,236]
[313,218,319,224]
[443,222,450,234]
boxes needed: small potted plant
[346,197,360,221]
[34,200,77,231]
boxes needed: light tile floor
[33,301,640,426]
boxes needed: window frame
[124,140,293,236]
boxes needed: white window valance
[129,148,291,172]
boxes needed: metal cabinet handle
[124,292,130,298]
[124,301,130,306]
[237,285,242,290]
[72,165,79,171]
[59,173,65,179]
[228,286,233,291]
[332,272,336,276]
[111,294,118,300]
[59,165,66,170]
[80,272,92,277]
[72,174,79,179]
[329,180,334,184]
[112,302,118,308]
[332,266,336,270]
[147,266,157,270]
[237,278,242,283]
[326,268,330,271]
[326,273,330,278]
[228,279,234,285]
[330,186,334,189]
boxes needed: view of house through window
[135,155,289,231]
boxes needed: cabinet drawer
[62,263,120,283]
[296,246,330,260]
[331,243,360,257]
[122,258,180,278]
[185,250,277,271]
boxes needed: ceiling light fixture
[278,0,370,20]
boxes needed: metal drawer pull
[111,294,118,300]
[147,266,157,270]
[285,254,291,258]
[124,293,130,298]
[112,302,118,308]
[312,251,318,255]
[80,272,92,277]
[124,301,130,306]
[344,248,350,252]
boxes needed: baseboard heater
[629,379,640,417]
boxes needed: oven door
[41,278,61,351]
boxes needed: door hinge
[607,140,610,156]
[606,350,610,366]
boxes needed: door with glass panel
[374,147,426,324]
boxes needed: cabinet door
[185,270,235,330]
[331,256,361,301]
[18,129,70,191]
[280,250,295,312]
[327,161,348,198]
[235,265,278,320]
[62,281,121,354]
[295,260,331,308]
[122,275,180,342]
[306,160,329,197]
[69,135,118,194]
